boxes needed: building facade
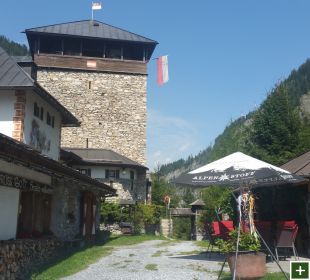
[25,20,158,166]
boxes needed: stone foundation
[0,238,62,280]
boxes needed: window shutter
[116,170,120,179]
[105,169,109,179]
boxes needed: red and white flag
[92,2,102,10]
[157,55,169,86]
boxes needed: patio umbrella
[175,151,305,188]
[175,151,304,280]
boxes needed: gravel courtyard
[62,240,228,280]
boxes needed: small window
[130,171,135,180]
[51,116,55,128]
[34,102,39,117]
[88,81,92,90]
[46,112,51,125]
[79,168,91,176]
[40,107,44,120]
[105,169,120,179]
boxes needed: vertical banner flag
[157,55,169,86]
[92,2,102,10]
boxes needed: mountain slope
[0,35,29,56]
[160,60,310,180]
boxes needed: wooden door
[82,192,95,239]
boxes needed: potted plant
[216,229,266,279]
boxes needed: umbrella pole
[233,188,242,280]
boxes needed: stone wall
[37,70,147,165]
[50,178,81,241]
[0,238,62,280]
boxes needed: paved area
[63,240,304,280]
[63,240,227,280]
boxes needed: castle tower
[25,20,157,165]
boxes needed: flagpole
[92,2,94,20]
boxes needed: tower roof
[25,20,158,44]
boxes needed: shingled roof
[0,133,115,195]
[281,151,310,178]
[61,148,148,169]
[0,47,79,126]
[0,47,33,87]
[25,20,158,44]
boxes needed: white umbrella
[175,151,304,187]
[175,152,303,280]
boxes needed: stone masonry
[37,70,147,165]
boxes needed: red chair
[275,223,299,261]
[218,221,234,240]
[205,221,234,258]
[277,220,296,229]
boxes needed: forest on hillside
[0,35,29,56]
[160,59,310,178]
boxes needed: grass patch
[31,234,162,279]
[219,272,289,280]
[195,240,210,248]
[129,253,135,257]
[106,234,165,247]
[156,239,181,247]
[31,245,113,280]
[177,250,202,255]
[152,250,167,257]
[145,264,158,271]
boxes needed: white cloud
[147,109,199,171]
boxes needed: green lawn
[31,234,165,280]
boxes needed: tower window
[88,81,92,90]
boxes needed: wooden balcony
[34,54,148,75]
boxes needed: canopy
[175,152,305,188]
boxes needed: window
[105,169,120,180]
[51,117,55,128]
[130,171,135,191]
[46,112,51,125]
[40,36,62,55]
[40,107,44,121]
[105,43,122,59]
[34,102,39,117]
[123,44,144,61]
[83,39,104,58]
[78,168,91,176]
[64,38,81,56]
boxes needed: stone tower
[25,20,157,165]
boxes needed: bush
[133,203,162,234]
[100,202,130,224]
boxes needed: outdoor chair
[254,221,273,246]
[205,222,219,258]
[218,221,234,240]
[274,223,299,261]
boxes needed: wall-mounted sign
[87,60,97,68]
[0,172,53,193]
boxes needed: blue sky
[2,1,310,170]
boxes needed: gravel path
[62,240,228,280]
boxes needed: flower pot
[227,251,266,280]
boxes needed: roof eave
[33,83,80,126]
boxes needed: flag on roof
[92,2,102,10]
[157,55,169,86]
